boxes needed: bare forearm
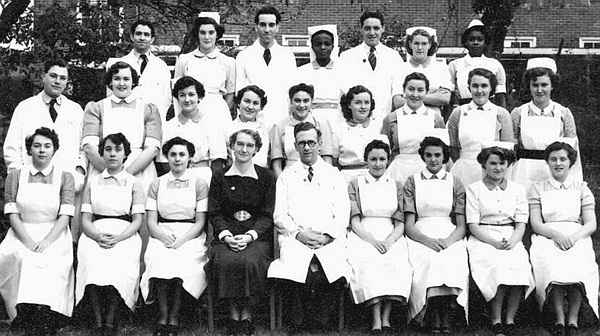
[117,214,143,241]
[127,147,158,175]
[423,90,450,107]
[41,216,70,244]
[468,224,499,245]
[84,144,105,171]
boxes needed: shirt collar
[528,100,556,116]
[192,48,219,59]
[463,53,488,63]
[167,170,192,182]
[421,169,447,180]
[225,163,259,180]
[29,164,53,176]
[254,39,281,51]
[311,59,335,69]
[361,42,380,53]
[177,108,204,124]
[110,93,137,104]
[467,101,493,112]
[101,168,128,180]
[301,156,324,171]
[548,176,573,190]
[482,176,508,190]
[408,55,433,68]
[401,104,428,115]
[364,172,391,184]
[41,91,63,105]
[131,49,152,60]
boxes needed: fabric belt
[479,222,515,226]
[158,215,195,223]
[93,213,132,222]
[516,147,545,160]
[233,210,252,222]
[339,163,368,170]
[312,102,339,109]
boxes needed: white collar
[528,100,556,116]
[29,164,53,176]
[131,49,152,59]
[463,53,488,62]
[225,163,258,180]
[467,101,494,112]
[300,156,324,171]
[167,170,192,182]
[363,171,391,184]
[254,39,281,51]
[192,48,219,59]
[110,93,137,104]
[101,169,128,180]
[400,104,428,115]
[548,176,573,190]
[311,59,335,69]
[361,42,380,52]
[41,91,63,105]
[421,169,447,180]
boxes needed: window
[580,37,600,48]
[504,36,537,48]
[217,34,239,47]
[282,35,309,47]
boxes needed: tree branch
[0,0,30,41]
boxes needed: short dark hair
[105,61,139,89]
[44,58,68,74]
[172,76,205,99]
[99,133,132,162]
[363,139,390,162]
[229,129,263,152]
[403,72,430,92]
[406,29,438,57]
[235,85,268,109]
[191,16,225,41]
[129,20,155,37]
[340,85,375,121]
[461,24,489,47]
[476,146,516,168]
[359,10,384,26]
[523,66,560,90]
[162,136,196,159]
[288,83,314,100]
[468,68,498,96]
[544,141,577,167]
[310,29,334,44]
[25,127,59,155]
[418,136,450,164]
[254,6,281,24]
[293,121,321,139]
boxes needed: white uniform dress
[400,56,453,116]
[174,49,235,131]
[141,171,209,301]
[297,59,344,126]
[448,54,507,101]
[347,173,412,305]
[382,105,446,184]
[0,166,75,320]
[511,101,582,190]
[466,179,535,302]
[76,170,145,310]
[448,101,514,186]
[82,95,162,193]
[404,170,469,322]
[528,177,599,318]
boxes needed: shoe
[492,322,505,336]
[370,328,383,335]
[566,324,578,336]
[504,323,516,336]
[551,324,566,336]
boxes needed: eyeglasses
[296,140,318,148]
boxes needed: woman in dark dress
[208,129,276,336]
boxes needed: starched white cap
[467,19,485,29]
[406,26,437,42]
[199,11,220,24]
[526,57,557,73]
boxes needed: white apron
[140,176,208,300]
[337,123,382,183]
[89,98,157,192]
[283,124,300,165]
[0,167,74,319]
[347,175,412,304]
[511,108,565,190]
[387,111,434,184]
[76,176,142,310]
[407,173,469,322]
[451,108,496,186]
[529,188,599,317]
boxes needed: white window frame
[282,34,309,47]
[219,34,239,47]
[504,36,537,48]
[579,37,600,49]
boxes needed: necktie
[263,48,271,66]
[477,106,484,111]
[431,174,438,180]
[140,54,148,74]
[307,166,314,182]
[49,98,57,122]
[368,46,376,70]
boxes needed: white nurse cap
[307,24,339,61]
[526,57,557,73]
[466,19,485,29]
[406,26,438,42]
[199,11,220,24]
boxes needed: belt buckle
[233,210,251,221]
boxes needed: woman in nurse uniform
[529,142,598,336]
[334,85,388,182]
[347,140,411,333]
[448,68,514,187]
[227,85,270,168]
[466,146,534,336]
[174,15,235,130]
[511,58,582,190]
[0,127,74,335]
[76,133,145,335]
[403,136,469,334]
[82,61,161,193]
[381,72,446,184]
[163,76,228,187]
[141,137,209,336]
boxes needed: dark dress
[207,165,275,303]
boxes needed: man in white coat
[338,11,406,128]
[268,122,350,331]
[235,5,297,128]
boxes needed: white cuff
[59,204,75,217]
[144,137,161,150]
[145,198,157,211]
[218,230,233,241]
[81,203,93,213]
[131,204,146,214]
[4,202,18,214]
[196,198,208,212]
[82,135,100,147]
[246,230,258,241]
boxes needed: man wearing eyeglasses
[268,122,349,332]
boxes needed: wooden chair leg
[338,287,345,332]
[206,282,214,333]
